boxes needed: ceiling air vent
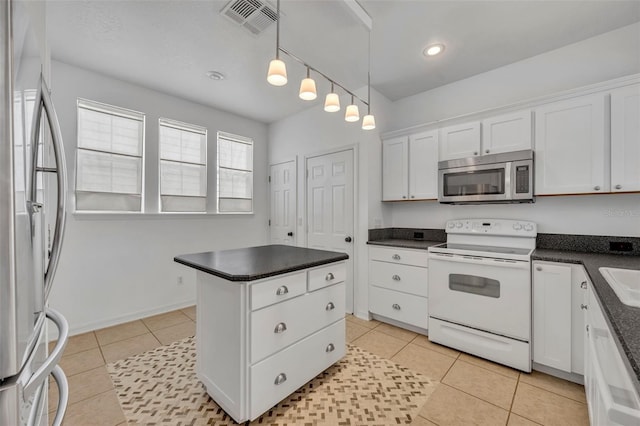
[221,0,278,36]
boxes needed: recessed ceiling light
[206,71,225,80]
[423,44,445,57]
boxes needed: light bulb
[345,104,359,122]
[267,59,287,86]
[362,114,376,130]
[324,92,340,112]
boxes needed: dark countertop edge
[366,239,443,250]
[174,254,348,282]
[532,249,640,393]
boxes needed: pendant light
[299,67,317,100]
[267,0,287,86]
[324,82,340,112]
[345,95,359,122]
[362,32,376,130]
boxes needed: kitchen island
[174,245,348,423]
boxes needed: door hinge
[268,176,271,183]
[268,219,271,226]
[306,169,309,179]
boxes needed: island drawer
[370,261,428,297]
[308,261,346,292]
[369,246,429,267]
[250,282,345,363]
[249,319,345,421]
[369,286,428,329]
[250,271,307,311]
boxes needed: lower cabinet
[368,246,429,330]
[532,261,587,374]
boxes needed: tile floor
[50,308,589,425]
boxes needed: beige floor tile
[181,305,197,321]
[345,314,380,329]
[59,348,105,377]
[153,320,196,345]
[142,310,191,331]
[375,322,419,342]
[507,413,542,425]
[412,334,460,358]
[420,383,509,426]
[458,353,520,379]
[352,329,407,359]
[49,365,113,406]
[511,382,589,426]
[519,370,586,403]
[95,320,149,346]
[442,359,517,409]
[411,415,438,426]
[392,343,456,381]
[63,390,126,426]
[346,321,370,343]
[58,332,99,357]
[100,333,161,363]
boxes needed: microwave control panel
[515,165,530,194]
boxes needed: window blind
[75,99,144,212]
[217,132,253,213]
[159,118,207,212]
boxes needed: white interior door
[269,160,296,245]
[306,150,354,313]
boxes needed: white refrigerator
[0,0,69,424]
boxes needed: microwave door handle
[30,75,68,299]
[504,162,512,199]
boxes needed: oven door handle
[429,253,530,270]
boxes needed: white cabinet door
[571,265,588,375]
[533,261,572,372]
[439,121,481,161]
[408,130,438,200]
[382,136,408,200]
[482,110,532,155]
[611,84,640,193]
[534,94,608,195]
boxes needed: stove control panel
[445,219,537,237]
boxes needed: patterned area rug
[107,336,437,425]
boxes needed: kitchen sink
[599,267,640,308]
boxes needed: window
[217,132,253,213]
[159,118,207,212]
[75,99,144,212]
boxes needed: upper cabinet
[382,130,439,201]
[439,121,481,161]
[611,84,640,193]
[482,110,533,155]
[534,93,608,195]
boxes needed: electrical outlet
[177,276,184,285]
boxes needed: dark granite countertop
[175,245,348,282]
[533,249,640,392]
[367,239,443,250]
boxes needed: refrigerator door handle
[49,365,69,426]
[29,75,68,300]
[23,308,68,396]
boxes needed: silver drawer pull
[274,322,287,333]
[580,281,587,289]
[392,254,401,260]
[392,274,401,281]
[326,343,335,353]
[274,373,287,385]
[325,272,335,281]
[276,285,289,296]
[392,303,401,310]
[326,302,335,311]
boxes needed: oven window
[443,169,505,196]
[449,274,500,298]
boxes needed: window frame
[216,131,254,214]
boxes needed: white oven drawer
[370,261,428,297]
[369,286,428,329]
[250,272,307,311]
[369,246,429,267]
[250,283,345,363]
[250,319,345,421]
[308,262,345,292]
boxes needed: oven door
[438,162,510,203]
[428,253,531,341]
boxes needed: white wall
[49,61,270,334]
[387,22,640,238]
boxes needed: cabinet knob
[276,285,289,296]
[581,304,588,310]
[402,195,407,199]
[392,274,401,281]
[580,281,587,289]
[274,373,287,385]
[594,186,601,191]
[392,254,401,260]
[473,151,478,155]
[536,266,542,271]
[485,149,490,154]
[274,322,287,333]
[392,303,401,310]
[615,184,622,190]
[325,272,335,281]
[411,195,415,199]
[326,302,335,311]
[326,343,335,353]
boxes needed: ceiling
[46,0,640,124]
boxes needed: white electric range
[427,218,537,372]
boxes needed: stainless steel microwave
[438,150,534,204]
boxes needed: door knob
[345,236,352,243]
[287,231,294,236]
